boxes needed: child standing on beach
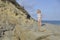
[37,9,42,31]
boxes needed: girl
[37,9,42,31]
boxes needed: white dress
[37,14,41,19]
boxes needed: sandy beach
[0,0,60,40]
[14,23,60,40]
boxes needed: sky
[16,0,60,21]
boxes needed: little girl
[37,9,42,31]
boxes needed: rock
[0,0,36,40]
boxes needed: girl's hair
[37,9,41,13]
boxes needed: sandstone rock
[0,0,36,40]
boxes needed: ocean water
[42,21,60,25]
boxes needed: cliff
[0,0,37,40]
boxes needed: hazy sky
[16,0,60,21]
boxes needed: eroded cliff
[0,0,37,40]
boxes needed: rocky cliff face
[0,0,37,40]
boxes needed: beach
[14,23,60,40]
[0,0,60,40]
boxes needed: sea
[42,21,60,25]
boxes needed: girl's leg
[38,19,46,32]
[38,19,41,31]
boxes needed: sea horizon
[42,21,60,25]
